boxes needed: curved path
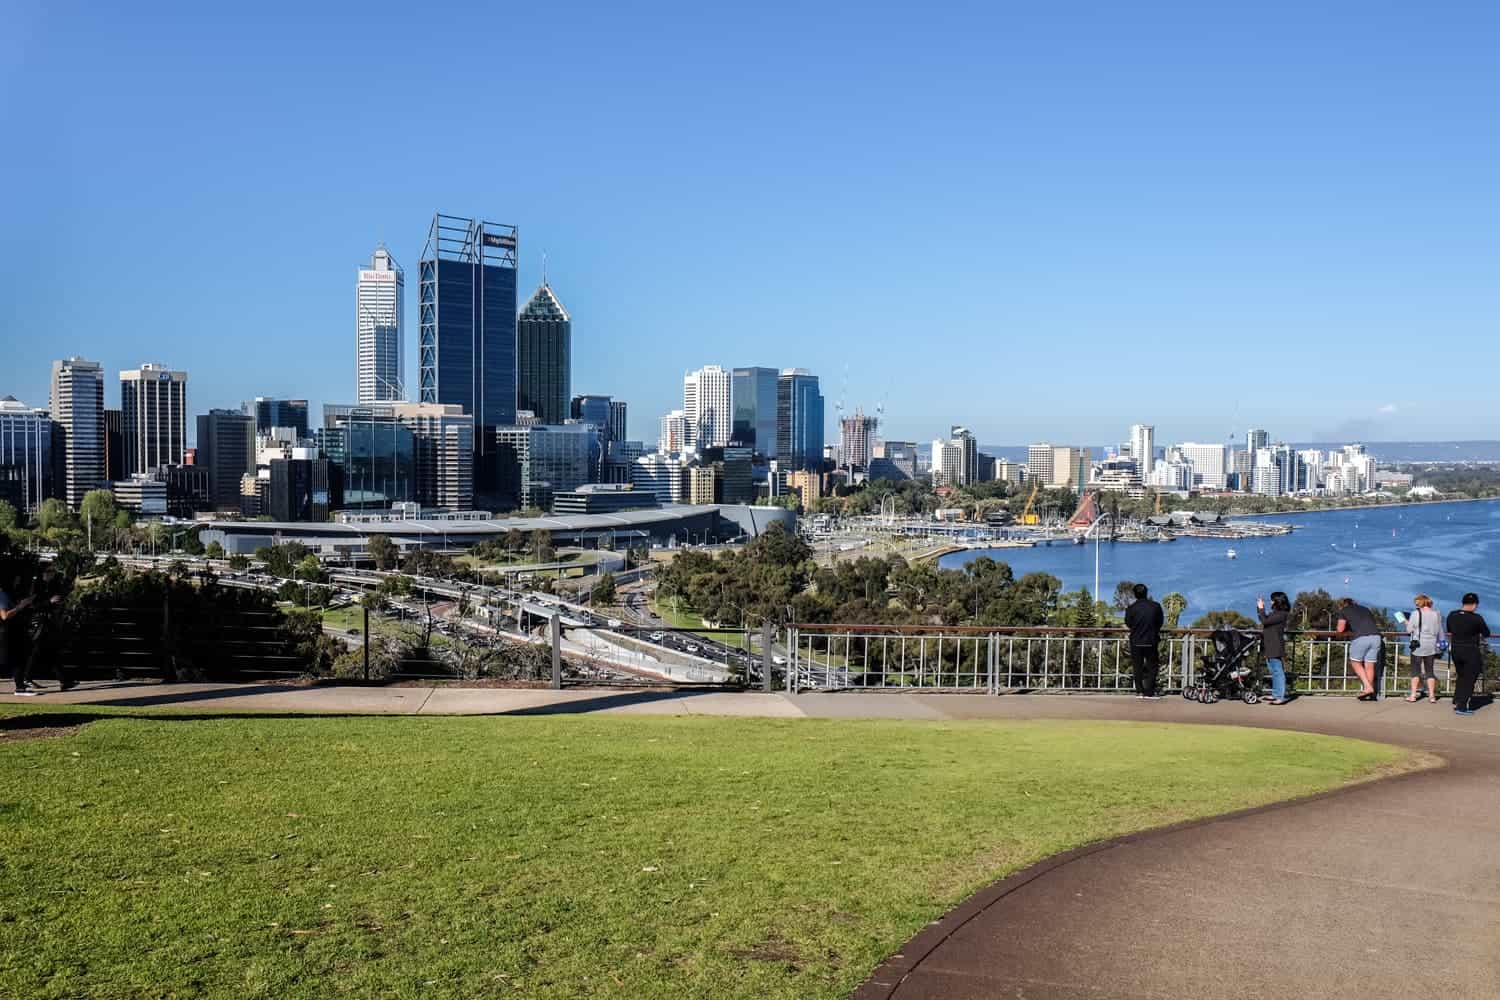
[844,695,1500,1000]
[6,682,1497,996]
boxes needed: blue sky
[3,1,1498,447]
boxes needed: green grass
[319,605,452,648]
[0,712,1406,999]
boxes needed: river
[937,499,1500,619]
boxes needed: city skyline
[7,6,1500,443]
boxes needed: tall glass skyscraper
[0,397,63,514]
[517,282,570,425]
[731,366,778,458]
[419,214,517,506]
[253,398,310,439]
[776,369,824,470]
[120,364,187,476]
[356,245,404,402]
[50,357,105,508]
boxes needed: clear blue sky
[4,1,1498,448]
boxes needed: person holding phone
[1256,591,1291,704]
[1404,594,1443,704]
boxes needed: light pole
[1084,512,1108,607]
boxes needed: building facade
[840,411,878,470]
[418,213,518,505]
[270,450,344,522]
[730,366,779,457]
[1178,442,1229,490]
[356,245,404,402]
[659,410,688,453]
[1129,424,1155,470]
[391,403,474,510]
[776,369,824,470]
[684,365,732,449]
[0,397,63,514]
[49,357,106,508]
[196,409,256,511]
[517,282,571,425]
[120,364,187,476]
[253,398,310,439]
[317,406,417,510]
[495,423,593,510]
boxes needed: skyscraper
[120,364,187,475]
[1026,443,1054,486]
[196,409,256,511]
[683,365,732,449]
[0,397,63,513]
[659,410,687,453]
[49,357,105,508]
[839,410,879,470]
[356,245,404,402]
[775,369,824,470]
[517,281,571,425]
[730,366,779,457]
[391,403,474,510]
[419,213,518,506]
[1178,442,1229,490]
[102,408,123,482]
[253,398,310,439]
[1129,424,1155,470]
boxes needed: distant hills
[978,442,1500,464]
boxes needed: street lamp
[1084,512,1108,607]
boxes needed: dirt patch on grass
[0,713,96,743]
[729,938,802,965]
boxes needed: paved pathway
[4,682,1497,998]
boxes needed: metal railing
[785,625,1494,697]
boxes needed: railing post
[761,620,773,692]
[363,603,370,681]
[786,627,798,693]
[549,613,561,690]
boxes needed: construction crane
[1020,478,1041,526]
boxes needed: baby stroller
[1183,629,1263,704]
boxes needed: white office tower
[1177,442,1228,490]
[119,364,187,475]
[659,409,688,454]
[1129,424,1155,471]
[683,365,731,448]
[357,244,405,402]
[49,358,106,508]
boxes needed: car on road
[649,631,665,641]
[684,643,699,654]
[606,618,622,628]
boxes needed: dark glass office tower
[517,282,570,425]
[731,367,779,458]
[196,409,256,510]
[419,213,517,506]
[253,398,310,438]
[776,369,825,471]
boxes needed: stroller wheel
[1242,690,1259,705]
[1182,687,1196,701]
[1203,690,1218,704]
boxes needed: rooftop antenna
[542,251,549,287]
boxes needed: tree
[37,498,75,534]
[0,500,18,533]
[1292,588,1341,632]
[294,554,324,582]
[79,490,119,540]
[1113,580,1139,611]
[1191,609,1256,631]
[204,541,226,559]
[529,528,555,563]
[1162,592,1188,629]
[228,554,250,571]
[367,534,398,570]
[591,572,618,606]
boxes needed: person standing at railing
[1124,583,1164,699]
[1445,593,1490,717]
[1336,597,1383,700]
[1,576,36,695]
[1256,592,1291,705]
[1404,594,1444,704]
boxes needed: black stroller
[1183,629,1263,704]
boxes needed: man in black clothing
[1124,583,1165,698]
[1445,592,1490,716]
[0,578,36,695]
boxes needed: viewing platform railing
[784,624,1496,697]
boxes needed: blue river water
[938,499,1500,619]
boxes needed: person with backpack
[1256,591,1291,705]
[1404,594,1444,704]
[1123,583,1165,699]
[1445,593,1490,717]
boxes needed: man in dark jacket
[1123,583,1165,698]
[1445,593,1490,716]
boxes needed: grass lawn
[320,605,453,648]
[0,711,1407,999]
